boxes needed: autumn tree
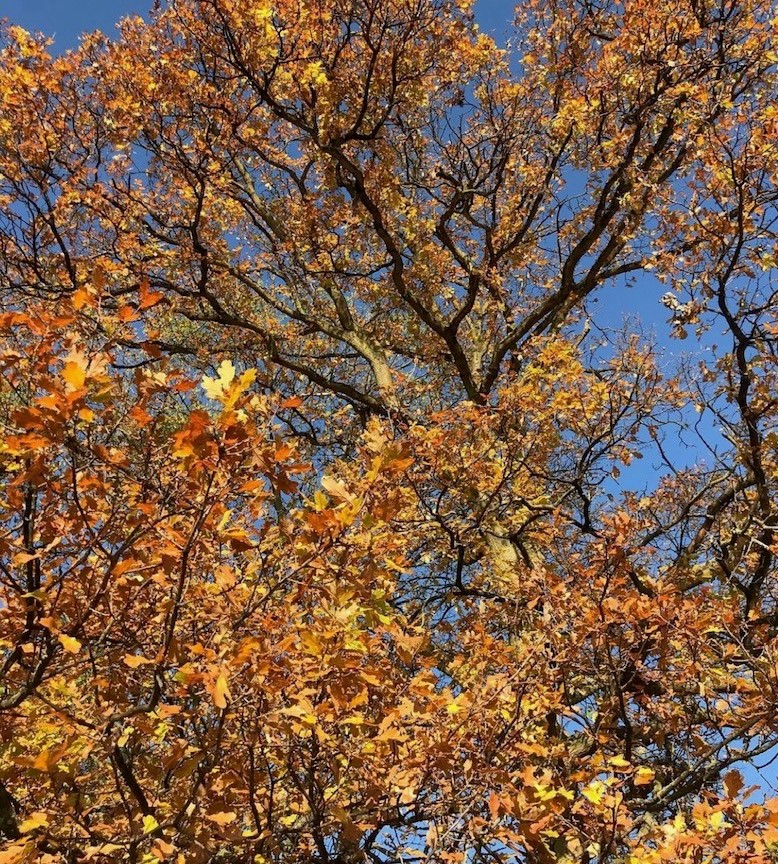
[1,0,778,861]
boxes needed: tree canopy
[1,0,778,861]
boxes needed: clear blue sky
[2,0,144,47]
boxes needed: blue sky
[2,0,144,47]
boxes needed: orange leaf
[123,654,153,669]
[723,769,744,799]
[138,279,164,310]
[71,288,91,310]
[206,811,237,826]
[0,841,33,863]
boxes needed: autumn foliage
[1,0,778,861]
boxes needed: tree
[0,0,778,861]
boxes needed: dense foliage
[1,0,778,861]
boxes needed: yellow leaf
[202,359,236,400]
[582,780,606,806]
[117,725,134,747]
[59,634,81,654]
[19,812,48,834]
[217,359,236,387]
[709,810,727,830]
[212,673,231,710]
[202,377,223,400]
[535,785,560,802]
[217,509,233,532]
[142,815,159,834]
[321,475,354,503]
[223,368,257,410]
[62,357,87,391]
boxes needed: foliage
[1,0,778,862]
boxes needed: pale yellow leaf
[212,673,230,710]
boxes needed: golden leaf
[59,634,82,654]
[212,673,231,710]
[18,812,48,834]
[633,767,655,786]
[123,654,153,669]
[62,357,87,391]
[206,811,237,826]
